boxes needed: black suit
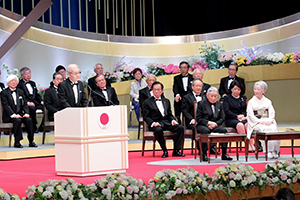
[0,82,5,92]
[201,82,211,96]
[139,86,152,111]
[219,76,245,98]
[143,96,184,152]
[88,76,111,92]
[58,78,88,108]
[91,86,119,106]
[17,79,43,129]
[223,94,247,128]
[1,88,34,144]
[173,74,194,119]
[44,84,62,121]
[196,98,228,154]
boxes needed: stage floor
[0,123,299,160]
[0,147,299,198]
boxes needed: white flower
[118,185,125,193]
[241,180,248,186]
[229,180,236,187]
[37,186,43,193]
[46,186,54,193]
[271,177,279,183]
[59,190,69,200]
[234,174,242,181]
[42,191,52,198]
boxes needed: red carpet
[0,147,297,197]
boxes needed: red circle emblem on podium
[98,113,110,129]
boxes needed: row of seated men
[0,64,119,148]
[0,62,244,162]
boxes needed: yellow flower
[196,177,202,182]
[231,166,238,172]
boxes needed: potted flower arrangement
[24,179,93,200]
[199,42,225,69]
[94,173,148,200]
[293,50,300,63]
[0,188,20,200]
[148,167,210,200]
[217,52,240,68]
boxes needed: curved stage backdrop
[0,8,300,123]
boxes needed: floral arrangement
[210,163,268,196]
[94,173,148,200]
[0,188,20,200]
[190,60,208,72]
[3,159,300,199]
[283,53,295,64]
[264,157,300,186]
[199,41,225,69]
[24,179,93,200]
[104,71,118,83]
[217,52,240,68]
[146,63,179,77]
[148,167,209,199]
[293,50,300,63]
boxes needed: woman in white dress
[129,68,147,120]
[247,81,280,159]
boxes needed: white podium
[54,105,128,176]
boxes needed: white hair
[254,80,268,92]
[66,64,79,73]
[146,74,156,81]
[193,68,203,76]
[6,74,19,84]
[207,86,218,95]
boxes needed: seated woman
[129,68,147,120]
[223,80,255,151]
[247,80,280,159]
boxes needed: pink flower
[211,173,218,181]
[183,179,188,184]
[281,175,288,181]
[228,172,235,179]
[176,188,182,194]
[236,170,242,174]
[293,178,297,183]
[138,181,143,188]
[285,160,291,166]
[108,182,115,188]
[127,185,134,194]
[117,177,123,182]
[27,191,34,199]
[149,182,155,190]
[134,194,139,200]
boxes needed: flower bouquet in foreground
[24,179,94,200]
[264,157,300,186]
[209,163,268,196]
[148,167,210,199]
[94,173,148,200]
[0,188,20,200]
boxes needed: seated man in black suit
[196,87,233,161]
[58,64,88,108]
[91,74,119,106]
[1,75,37,148]
[193,68,211,96]
[219,62,245,100]
[143,81,185,158]
[88,63,111,92]
[44,72,64,121]
[139,74,156,112]
[17,67,43,132]
[173,61,194,124]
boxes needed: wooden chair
[141,120,184,157]
[0,100,14,147]
[181,115,194,155]
[42,105,54,144]
[137,108,143,139]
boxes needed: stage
[0,123,299,198]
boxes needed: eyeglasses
[71,71,81,75]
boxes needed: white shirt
[227,76,235,89]
[193,91,202,102]
[101,87,108,101]
[155,98,165,117]
[70,80,78,104]
[182,76,188,91]
[25,81,33,95]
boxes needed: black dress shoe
[172,150,185,157]
[162,151,168,158]
[210,148,221,155]
[14,143,23,148]
[29,142,38,147]
[221,154,233,161]
[202,154,208,162]
[249,150,255,153]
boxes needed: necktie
[211,104,215,115]
[101,88,107,91]
[195,94,201,97]
[11,90,16,94]
[155,98,162,101]
[72,83,78,87]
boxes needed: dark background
[1,0,299,36]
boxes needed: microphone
[87,85,115,106]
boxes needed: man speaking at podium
[58,64,88,108]
[91,74,119,106]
